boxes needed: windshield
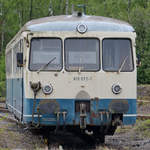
[29,38,62,71]
[65,38,100,71]
[102,39,134,72]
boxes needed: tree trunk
[65,0,69,15]
[84,0,88,14]
[71,4,74,14]
[144,0,148,8]
[48,0,53,16]
[60,0,64,14]
[127,0,131,21]
[0,3,3,52]
[18,11,22,28]
[1,30,4,51]
[1,21,4,51]
[29,0,33,20]
[103,0,107,15]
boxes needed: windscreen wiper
[37,57,56,74]
[118,56,128,73]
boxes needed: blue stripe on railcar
[23,98,136,125]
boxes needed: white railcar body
[5,14,137,142]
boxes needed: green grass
[134,119,150,138]
[0,81,6,97]
[116,119,150,138]
[0,97,5,102]
[116,126,132,134]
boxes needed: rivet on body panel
[54,73,58,77]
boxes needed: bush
[0,52,6,97]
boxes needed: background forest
[0,0,149,96]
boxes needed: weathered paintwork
[5,14,137,128]
[25,15,134,32]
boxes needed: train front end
[23,14,136,139]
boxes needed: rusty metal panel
[38,99,60,114]
[109,99,129,113]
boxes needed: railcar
[5,12,137,143]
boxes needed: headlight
[42,84,53,95]
[77,24,87,34]
[112,84,122,94]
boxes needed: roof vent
[77,12,82,17]
[72,4,86,17]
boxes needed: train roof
[6,14,135,51]
[24,14,135,32]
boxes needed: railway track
[137,114,150,120]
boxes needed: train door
[6,50,13,109]
[12,40,23,120]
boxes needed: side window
[6,50,12,75]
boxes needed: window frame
[64,37,101,72]
[29,37,63,72]
[102,38,134,72]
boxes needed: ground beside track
[0,85,150,149]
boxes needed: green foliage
[0,0,150,96]
[0,51,5,97]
